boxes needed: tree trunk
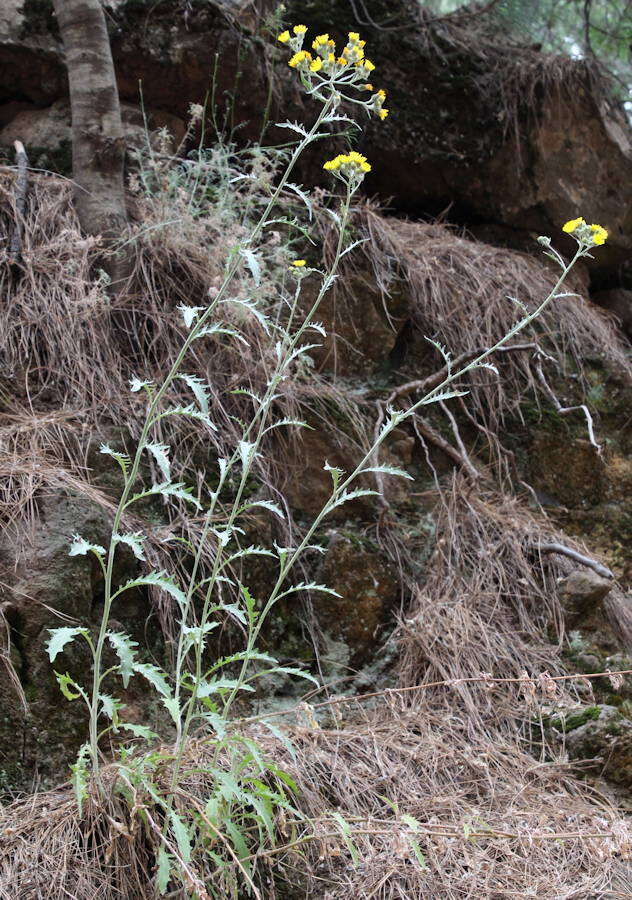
[52,0,131,289]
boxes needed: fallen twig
[538,542,614,579]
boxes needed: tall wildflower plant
[45,24,608,897]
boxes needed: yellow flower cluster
[562,217,608,246]
[291,259,307,267]
[323,150,372,176]
[277,25,389,122]
[288,49,312,69]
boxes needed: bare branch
[538,542,614,580]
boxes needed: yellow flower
[289,50,313,68]
[364,83,374,91]
[379,108,389,120]
[589,224,608,245]
[277,30,290,43]
[337,56,348,66]
[291,259,307,267]
[363,59,375,71]
[312,33,329,48]
[377,89,386,99]
[323,151,372,175]
[328,52,336,63]
[562,217,586,234]
[349,31,360,41]
[293,24,307,34]
[310,57,323,72]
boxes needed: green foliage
[46,17,600,896]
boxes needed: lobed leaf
[46,627,89,662]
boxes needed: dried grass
[1,151,631,899]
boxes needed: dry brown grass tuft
[2,700,631,899]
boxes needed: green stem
[88,94,335,779]
[220,245,585,724]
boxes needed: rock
[313,533,399,668]
[0,487,145,790]
[0,99,185,165]
[1,0,630,274]
[529,434,607,508]
[300,272,404,377]
[282,422,413,518]
[557,569,613,622]
[593,289,632,340]
[557,704,632,788]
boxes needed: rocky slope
[0,2,631,894]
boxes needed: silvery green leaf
[276,120,308,137]
[262,666,318,686]
[169,811,192,863]
[158,404,216,430]
[225,545,277,565]
[120,722,158,741]
[218,602,248,625]
[418,389,468,405]
[285,182,312,219]
[114,532,146,561]
[327,488,378,512]
[323,208,341,227]
[106,631,138,687]
[323,461,344,488]
[308,322,327,337]
[222,296,270,333]
[46,627,89,662]
[238,440,256,469]
[262,417,311,435]
[199,711,226,738]
[156,846,172,895]
[142,482,202,509]
[207,649,277,672]
[55,671,82,700]
[195,323,249,346]
[239,248,261,285]
[424,336,452,370]
[177,305,205,328]
[284,343,321,366]
[276,582,341,601]
[162,696,180,726]
[178,374,210,416]
[133,662,171,698]
[245,500,285,520]
[323,113,356,125]
[361,465,414,480]
[217,457,229,482]
[69,534,106,558]
[197,677,254,697]
[401,813,421,832]
[340,238,368,258]
[261,720,297,760]
[475,361,499,376]
[182,623,218,655]
[129,376,154,393]
[70,744,91,816]
[145,443,171,483]
[99,693,122,722]
[116,572,187,610]
[507,295,528,313]
[99,443,131,474]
